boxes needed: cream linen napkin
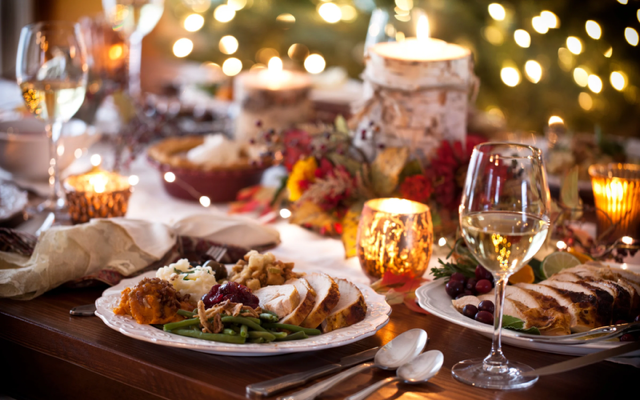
[0,214,280,300]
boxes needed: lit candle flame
[416,15,430,41]
[268,57,283,73]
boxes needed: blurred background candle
[356,198,433,280]
[64,168,132,224]
[589,163,640,241]
[233,57,312,143]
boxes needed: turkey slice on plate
[254,284,300,319]
[321,278,367,333]
[280,278,316,326]
[300,273,340,329]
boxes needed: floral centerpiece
[230,116,487,257]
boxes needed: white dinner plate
[415,263,640,357]
[95,271,391,357]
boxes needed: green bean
[240,324,249,338]
[262,323,321,336]
[249,337,265,344]
[262,310,279,317]
[259,313,279,322]
[223,328,237,336]
[171,329,246,344]
[267,331,288,339]
[248,331,276,342]
[229,325,241,333]
[177,309,196,318]
[275,331,308,341]
[221,316,266,332]
[163,317,200,331]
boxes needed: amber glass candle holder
[589,163,640,241]
[64,168,132,224]
[356,198,433,280]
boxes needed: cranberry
[478,300,495,314]
[465,278,478,292]
[475,265,493,282]
[475,279,493,294]
[445,280,464,298]
[475,310,494,325]
[620,334,638,342]
[463,289,474,296]
[451,272,467,283]
[462,304,478,319]
[201,282,259,309]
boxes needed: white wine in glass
[102,0,164,97]
[16,21,88,212]
[452,143,551,390]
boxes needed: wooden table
[0,285,635,400]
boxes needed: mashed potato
[156,258,218,301]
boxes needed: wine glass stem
[46,121,65,209]
[483,274,509,373]
[127,33,143,99]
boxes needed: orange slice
[568,249,593,264]
[509,264,535,284]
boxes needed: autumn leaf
[341,202,364,258]
[371,147,409,196]
[289,201,337,232]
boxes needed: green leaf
[528,258,546,283]
[398,159,424,182]
[502,315,541,335]
[327,152,362,176]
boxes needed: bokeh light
[128,175,140,186]
[184,14,204,32]
[276,13,296,23]
[488,3,506,21]
[585,20,601,39]
[566,37,582,54]
[164,172,176,182]
[288,43,309,60]
[540,11,558,29]
[524,60,542,83]
[573,67,589,87]
[532,16,549,34]
[304,54,326,74]
[227,0,247,11]
[514,29,531,48]
[625,27,639,46]
[588,74,603,93]
[549,116,564,125]
[500,66,520,87]
[318,3,342,23]
[173,38,194,58]
[484,26,504,45]
[604,47,613,58]
[214,4,236,22]
[579,92,593,110]
[222,57,242,76]
[199,196,211,207]
[219,35,239,54]
[340,5,357,21]
[279,208,292,218]
[90,154,101,166]
[610,71,627,91]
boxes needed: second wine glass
[452,142,551,390]
[16,21,88,212]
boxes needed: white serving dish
[95,271,391,357]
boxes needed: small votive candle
[356,198,433,280]
[64,168,132,224]
[589,163,640,241]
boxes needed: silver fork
[205,244,227,262]
[511,321,640,345]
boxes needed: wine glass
[452,143,551,390]
[102,0,164,98]
[16,21,88,211]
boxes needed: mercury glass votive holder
[356,198,433,280]
[589,163,640,241]
[64,169,132,224]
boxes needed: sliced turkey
[300,273,340,329]
[254,284,300,319]
[321,279,367,333]
[279,278,316,326]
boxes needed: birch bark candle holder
[233,60,312,143]
[64,169,132,224]
[353,16,476,158]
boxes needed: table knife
[70,303,97,317]
[521,340,640,377]
[246,347,379,398]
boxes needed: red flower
[282,129,313,171]
[399,175,433,203]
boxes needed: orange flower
[287,157,318,201]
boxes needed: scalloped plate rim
[95,271,391,357]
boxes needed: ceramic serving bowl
[0,118,101,180]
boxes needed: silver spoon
[277,329,428,400]
[345,350,444,400]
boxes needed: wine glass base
[452,358,538,390]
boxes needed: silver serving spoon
[277,329,428,400]
[345,350,444,400]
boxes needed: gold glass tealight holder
[356,198,433,280]
[589,163,640,241]
[64,168,132,224]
